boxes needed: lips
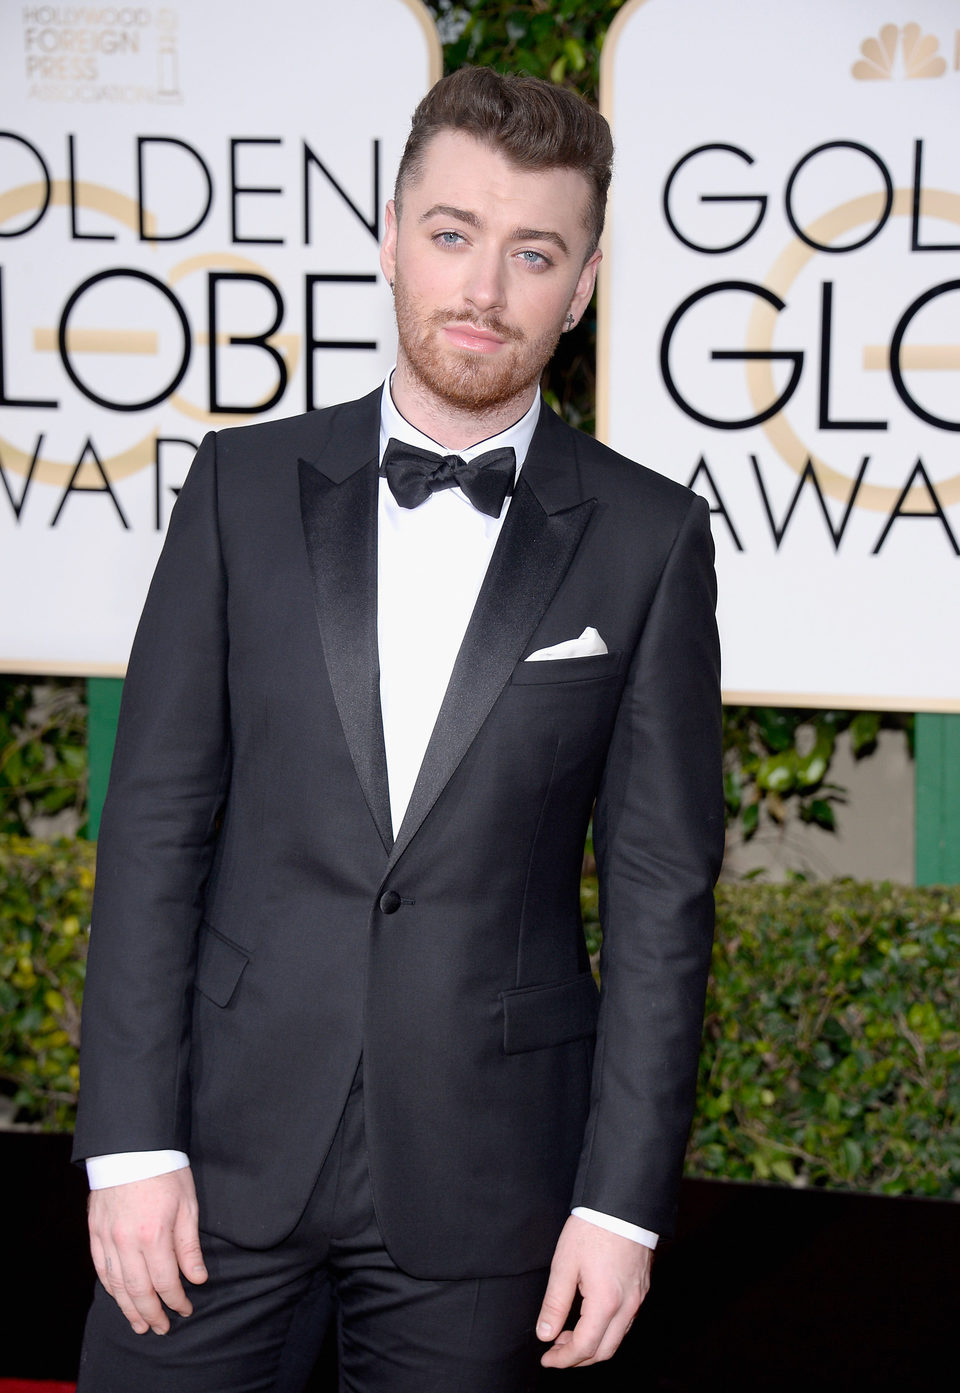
[442,322,508,353]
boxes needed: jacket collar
[298,387,596,865]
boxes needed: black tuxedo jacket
[74,387,724,1279]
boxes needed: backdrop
[0,0,440,673]
[600,0,959,711]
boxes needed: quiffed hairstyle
[395,66,614,254]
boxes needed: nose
[463,249,506,315]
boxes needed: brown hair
[395,66,614,254]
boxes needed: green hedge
[3,837,959,1201]
[696,881,960,1198]
[0,836,94,1130]
[593,879,957,1199]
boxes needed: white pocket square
[525,626,608,662]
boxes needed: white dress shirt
[86,377,657,1252]
[377,379,537,836]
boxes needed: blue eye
[435,230,464,246]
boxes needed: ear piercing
[390,279,395,292]
[565,313,575,331]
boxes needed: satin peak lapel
[388,420,596,870]
[298,417,392,853]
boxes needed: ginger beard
[392,268,565,414]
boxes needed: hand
[536,1215,652,1368]
[87,1167,208,1335]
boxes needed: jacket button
[379,890,402,914]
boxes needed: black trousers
[78,1068,548,1393]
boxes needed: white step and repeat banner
[601,0,959,711]
[1,0,440,673]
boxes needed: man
[74,66,724,1391]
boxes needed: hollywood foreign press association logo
[21,5,183,105]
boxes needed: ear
[380,199,398,286]
[566,248,602,330]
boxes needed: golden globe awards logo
[659,138,960,555]
[650,17,960,559]
[602,0,960,707]
[0,0,439,673]
[0,130,383,532]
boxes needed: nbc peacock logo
[852,23,947,80]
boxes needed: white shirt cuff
[571,1206,659,1250]
[85,1150,191,1189]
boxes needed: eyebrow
[420,203,482,228]
[511,226,569,255]
[419,204,570,256]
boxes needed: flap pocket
[501,972,599,1054]
[195,924,250,1008]
[512,652,621,685]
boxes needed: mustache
[427,308,525,344]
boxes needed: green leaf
[850,711,881,755]
[564,37,586,71]
[795,733,834,789]
[756,751,797,794]
[907,1001,942,1042]
[800,799,836,830]
[754,708,796,753]
[749,1151,771,1180]
[841,1139,864,1176]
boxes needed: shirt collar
[378,370,541,472]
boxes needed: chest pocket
[510,652,621,685]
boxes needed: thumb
[537,1265,577,1342]
[174,1209,208,1285]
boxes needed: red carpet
[0,1383,76,1392]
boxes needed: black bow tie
[380,438,516,518]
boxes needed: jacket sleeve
[73,431,230,1161]
[572,493,724,1238]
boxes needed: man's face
[380,130,601,415]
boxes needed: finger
[588,1304,638,1365]
[114,1247,173,1334]
[91,1242,149,1335]
[100,1248,154,1334]
[173,1205,208,1289]
[536,1265,577,1344]
[540,1291,620,1368]
[546,1329,575,1350]
[89,1218,150,1334]
[88,1227,108,1289]
[551,1286,644,1369]
[143,1246,193,1322]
